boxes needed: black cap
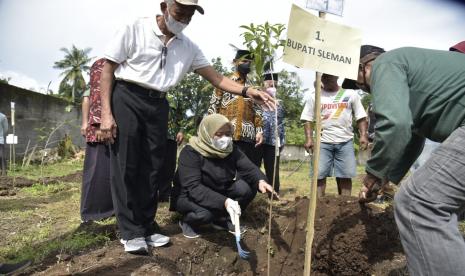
[235,49,253,60]
[342,45,385,89]
[264,73,278,82]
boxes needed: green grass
[13,158,83,181]
[21,182,70,196]
[278,160,364,199]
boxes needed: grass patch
[21,182,70,196]
[279,160,364,199]
[1,230,111,264]
[13,159,83,181]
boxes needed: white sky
[0,0,464,95]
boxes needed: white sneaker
[145,233,170,247]
[120,237,148,254]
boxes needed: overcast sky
[0,0,464,95]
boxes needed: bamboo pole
[303,11,326,276]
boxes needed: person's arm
[357,118,368,150]
[234,147,277,196]
[366,62,414,180]
[81,96,90,137]
[195,66,275,110]
[177,147,228,210]
[100,60,119,142]
[300,96,315,153]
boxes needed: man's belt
[117,80,166,99]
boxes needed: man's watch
[241,86,249,98]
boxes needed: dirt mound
[40,171,83,184]
[32,196,406,275]
[0,176,35,195]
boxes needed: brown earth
[27,196,407,276]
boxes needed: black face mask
[237,63,251,75]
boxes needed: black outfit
[171,145,265,226]
[158,139,177,201]
[110,81,168,240]
[80,143,114,221]
[233,140,262,167]
[259,144,283,193]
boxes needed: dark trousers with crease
[110,81,168,240]
[259,144,282,193]
[158,139,177,201]
[234,140,262,167]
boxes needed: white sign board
[283,4,362,79]
[306,0,344,16]
[6,134,18,145]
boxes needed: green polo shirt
[367,47,465,183]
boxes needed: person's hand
[176,132,184,146]
[246,87,276,111]
[304,138,314,153]
[255,132,263,147]
[258,180,280,200]
[80,122,88,137]
[225,198,241,225]
[100,112,117,144]
[95,129,104,143]
[359,172,382,203]
[359,134,369,151]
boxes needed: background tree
[53,45,92,102]
[168,57,230,136]
[278,70,307,145]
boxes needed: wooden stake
[303,11,325,276]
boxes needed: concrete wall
[0,83,84,157]
[280,144,310,161]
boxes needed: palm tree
[53,45,92,102]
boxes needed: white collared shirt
[104,17,210,92]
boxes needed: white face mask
[266,87,277,97]
[212,136,232,150]
[164,9,188,35]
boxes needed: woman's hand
[258,180,279,199]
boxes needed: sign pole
[303,11,326,276]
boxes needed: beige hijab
[189,114,233,159]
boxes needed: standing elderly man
[100,0,274,254]
[301,73,368,197]
[343,45,465,276]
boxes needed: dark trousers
[158,139,177,200]
[0,144,5,176]
[110,81,168,240]
[176,179,257,226]
[81,143,114,222]
[259,144,282,193]
[234,140,262,167]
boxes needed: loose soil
[28,196,406,275]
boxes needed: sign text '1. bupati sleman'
[283,4,362,79]
[286,39,352,64]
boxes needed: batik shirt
[208,72,263,143]
[85,58,106,143]
[262,101,285,147]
